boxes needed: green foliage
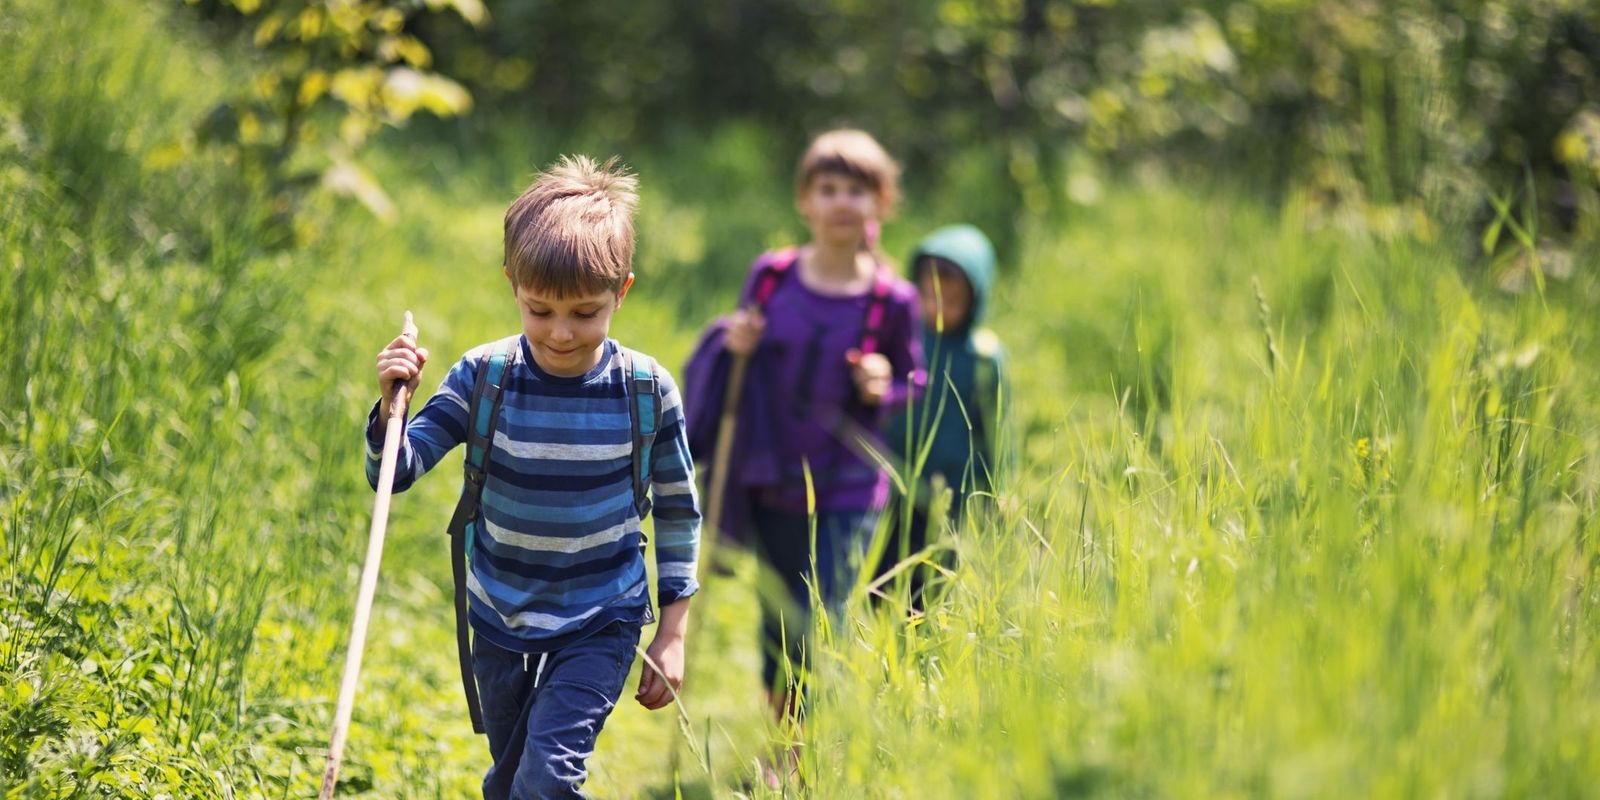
[411,0,1599,262]
[6,1,1600,797]
[1,1,389,794]
[1215,1,1600,241]
[171,0,483,234]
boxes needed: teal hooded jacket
[886,224,1007,512]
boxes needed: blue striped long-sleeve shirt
[365,336,701,653]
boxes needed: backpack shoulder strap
[623,347,661,519]
[857,268,895,356]
[469,348,513,489]
[447,339,516,537]
[445,337,516,735]
[753,247,892,356]
[747,247,799,310]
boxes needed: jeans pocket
[472,638,520,692]
[610,622,643,678]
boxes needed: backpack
[443,339,662,733]
[684,246,895,461]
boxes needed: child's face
[917,263,973,333]
[796,171,882,249]
[511,277,631,377]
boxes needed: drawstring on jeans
[521,651,550,688]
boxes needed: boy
[369,155,699,800]
[879,223,1007,606]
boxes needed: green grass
[797,193,1600,798]
[0,0,379,794]
[4,1,1599,798]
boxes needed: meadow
[3,2,1598,798]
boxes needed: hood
[908,224,996,332]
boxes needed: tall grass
[5,1,1599,797]
[349,143,1598,796]
[0,1,390,795]
[792,190,1600,798]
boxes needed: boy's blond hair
[504,155,638,296]
[794,129,901,216]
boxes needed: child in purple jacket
[719,129,924,781]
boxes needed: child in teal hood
[879,224,1008,606]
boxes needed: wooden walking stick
[703,254,792,567]
[701,351,749,565]
[320,311,418,799]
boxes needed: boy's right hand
[723,308,765,356]
[375,333,428,422]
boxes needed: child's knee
[517,758,584,800]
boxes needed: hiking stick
[319,311,418,800]
[701,351,749,569]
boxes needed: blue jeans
[474,621,642,800]
[751,507,877,690]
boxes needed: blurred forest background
[183,0,1599,274]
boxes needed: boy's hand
[636,598,689,710]
[846,349,891,405]
[634,631,684,710]
[375,332,428,422]
[724,308,766,356]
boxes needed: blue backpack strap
[624,347,661,519]
[447,339,515,537]
[445,338,515,735]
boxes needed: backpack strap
[747,246,799,310]
[445,338,516,735]
[749,247,891,357]
[857,268,894,356]
[623,347,661,519]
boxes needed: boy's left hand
[635,632,684,710]
[846,349,891,405]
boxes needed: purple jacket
[684,249,924,541]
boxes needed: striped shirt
[366,336,700,653]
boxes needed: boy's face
[796,171,881,249]
[916,262,973,333]
[510,275,632,377]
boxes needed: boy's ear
[616,273,635,303]
[504,265,514,292]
